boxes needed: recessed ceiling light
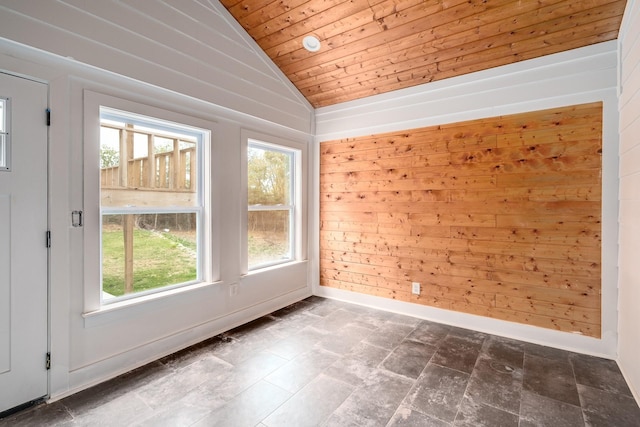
[302,35,321,52]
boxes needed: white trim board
[314,287,616,359]
[315,41,618,142]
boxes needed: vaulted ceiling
[221,0,627,108]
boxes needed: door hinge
[45,352,51,370]
[45,230,51,248]
[46,108,50,126]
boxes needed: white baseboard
[315,286,616,359]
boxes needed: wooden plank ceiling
[221,0,627,108]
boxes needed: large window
[247,140,299,270]
[99,107,208,303]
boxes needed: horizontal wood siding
[320,103,602,337]
[222,0,626,107]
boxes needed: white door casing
[0,72,48,413]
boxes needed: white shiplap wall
[0,0,313,133]
[0,0,315,403]
[313,41,620,359]
[618,0,640,403]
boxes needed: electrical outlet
[229,283,238,297]
[411,282,421,295]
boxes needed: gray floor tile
[179,351,287,408]
[381,340,436,379]
[454,395,519,427]
[136,354,232,409]
[265,347,340,393]
[266,326,327,360]
[523,353,580,406]
[269,300,314,318]
[305,299,343,317]
[480,335,524,369]
[262,374,353,427]
[327,369,413,427]
[578,384,640,427]
[192,380,290,427]
[388,405,451,426]
[317,323,372,355]
[519,391,584,427]
[61,361,169,415]
[430,335,483,374]
[464,354,522,414]
[0,402,75,427]
[381,312,422,327]
[405,321,451,346]
[524,342,573,362]
[71,392,153,427]
[570,353,633,396]
[324,342,392,386]
[314,308,361,332]
[447,327,488,344]
[364,322,415,350]
[405,363,470,423]
[2,297,638,427]
[133,402,211,427]
[264,312,321,338]
[213,328,282,365]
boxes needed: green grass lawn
[102,228,197,297]
[102,225,288,297]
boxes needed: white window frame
[83,91,217,314]
[0,97,10,171]
[242,130,307,274]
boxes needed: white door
[0,72,48,413]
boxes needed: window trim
[83,90,218,314]
[0,97,11,171]
[241,130,307,274]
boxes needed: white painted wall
[0,0,312,133]
[313,41,620,359]
[0,0,314,402]
[618,0,640,402]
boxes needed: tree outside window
[247,142,295,269]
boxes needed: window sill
[244,259,307,277]
[82,280,221,328]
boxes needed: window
[98,107,208,303]
[247,140,300,270]
[0,98,9,170]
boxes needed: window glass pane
[99,108,204,303]
[247,140,297,270]
[248,146,291,206]
[248,210,291,269]
[102,213,197,300]
[100,121,198,208]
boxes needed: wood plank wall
[319,103,602,337]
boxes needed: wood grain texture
[319,103,603,337]
[223,0,626,107]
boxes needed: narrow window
[0,98,9,170]
[99,107,206,303]
[247,140,297,270]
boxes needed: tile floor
[1,296,639,426]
